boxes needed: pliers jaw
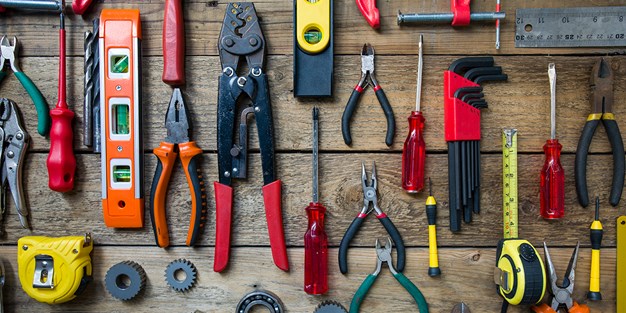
[218,2,265,74]
[164,88,191,145]
[544,242,579,311]
[0,36,20,73]
[358,43,378,89]
[361,161,381,216]
[375,237,397,275]
[590,58,614,115]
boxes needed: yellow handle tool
[618,216,626,312]
[426,178,440,277]
[587,197,603,300]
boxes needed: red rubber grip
[263,180,289,271]
[451,0,471,26]
[356,0,380,29]
[72,0,93,15]
[213,182,233,272]
[162,0,185,86]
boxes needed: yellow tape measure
[502,129,518,239]
[618,216,626,312]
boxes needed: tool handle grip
[350,274,376,313]
[427,224,441,276]
[46,107,75,192]
[375,87,395,146]
[355,0,380,28]
[342,87,363,146]
[263,180,289,271]
[603,118,625,206]
[179,142,206,246]
[402,111,425,192]
[339,215,365,274]
[378,215,405,272]
[162,0,185,86]
[304,202,328,295]
[394,272,429,312]
[540,139,565,219]
[14,72,50,136]
[575,118,599,207]
[72,0,93,15]
[149,142,177,248]
[214,182,233,272]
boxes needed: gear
[313,301,347,313]
[104,261,147,301]
[165,259,197,292]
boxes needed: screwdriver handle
[162,0,185,86]
[426,195,440,276]
[540,139,564,219]
[402,111,426,193]
[588,202,603,300]
[304,202,328,295]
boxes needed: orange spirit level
[99,9,143,228]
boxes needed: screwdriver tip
[312,107,318,120]
[60,12,65,29]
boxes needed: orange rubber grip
[531,303,556,313]
[178,141,206,246]
[570,302,590,313]
[150,142,177,248]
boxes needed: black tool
[342,44,395,147]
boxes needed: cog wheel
[165,258,197,292]
[314,301,348,313]
[105,261,147,301]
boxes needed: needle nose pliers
[0,36,49,136]
[350,237,429,313]
[531,242,590,313]
[149,88,206,248]
[339,162,405,274]
[342,44,395,146]
[575,58,624,207]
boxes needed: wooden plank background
[1,0,625,312]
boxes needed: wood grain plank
[0,246,616,313]
[2,55,625,152]
[0,1,624,57]
[1,153,623,247]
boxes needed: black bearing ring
[236,290,284,313]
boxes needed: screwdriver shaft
[416,34,423,112]
[312,107,319,203]
[549,63,556,140]
[495,0,501,49]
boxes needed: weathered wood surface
[0,0,625,312]
[0,247,618,312]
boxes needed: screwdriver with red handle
[304,107,328,295]
[540,63,565,219]
[402,34,426,193]
[47,12,76,192]
[162,0,185,86]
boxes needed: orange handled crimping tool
[149,88,206,248]
[214,2,288,272]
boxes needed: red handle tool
[162,0,185,86]
[356,0,380,29]
[47,13,76,192]
[72,0,93,15]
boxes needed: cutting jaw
[0,36,20,73]
[544,242,579,310]
[218,2,265,73]
[164,88,191,144]
[590,58,614,115]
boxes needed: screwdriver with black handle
[588,196,603,300]
[304,107,328,295]
[402,34,426,193]
[426,178,441,276]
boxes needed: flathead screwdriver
[304,107,328,295]
[540,63,564,219]
[402,34,426,193]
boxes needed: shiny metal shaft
[0,0,63,12]
[416,34,423,112]
[548,63,556,139]
[398,11,505,24]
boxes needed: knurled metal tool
[214,2,288,272]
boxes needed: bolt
[22,245,28,251]
[225,38,234,47]
[224,171,231,178]
[116,85,122,91]
[254,107,260,112]
[237,77,247,87]
[7,151,14,158]
[249,37,258,46]
[117,146,123,152]
[15,132,22,140]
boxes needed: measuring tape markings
[502,129,518,239]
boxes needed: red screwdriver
[402,34,426,193]
[47,12,76,192]
[304,107,328,295]
[540,63,564,219]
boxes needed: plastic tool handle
[47,13,75,192]
[575,118,599,207]
[342,87,364,146]
[339,215,365,274]
[213,182,233,272]
[162,0,185,86]
[350,274,377,313]
[375,87,395,147]
[304,202,328,295]
[603,118,625,206]
[179,142,206,246]
[14,72,49,136]
[393,272,429,313]
[72,0,93,15]
[378,214,405,272]
[426,195,440,277]
[588,198,603,301]
[150,142,177,248]
[402,111,426,193]
[355,0,380,29]
[540,139,565,219]
[263,180,289,271]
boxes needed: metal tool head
[375,237,396,275]
[0,36,19,73]
[590,58,614,114]
[218,2,265,74]
[451,303,470,313]
[361,43,375,75]
[544,242,578,310]
[360,161,382,215]
[164,88,191,144]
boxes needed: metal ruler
[515,7,626,48]
[502,129,518,239]
[618,216,626,313]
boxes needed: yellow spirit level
[99,9,144,228]
[18,234,93,304]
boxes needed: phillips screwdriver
[426,178,441,277]
[402,34,426,193]
[304,107,328,295]
[47,13,76,192]
[539,63,564,219]
[588,196,603,301]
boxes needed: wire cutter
[531,242,590,313]
[339,162,405,274]
[350,237,428,313]
[0,36,49,136]
[214,2,288,272]
[149,88,206,248]
[575,58,624,208]
[342,44,395,147]
[0,98,30,230]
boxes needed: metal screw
[225,38,234,47]
[117,146,123,152]
[22,245,28,251]
[224,171,231,178]
[116,85,122,91]
[15,132,22,140]
[7,151,14,158]
[254,107,260,112]
[224,67,235,77]
[237,77,247,87]
[249,37,258,46]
